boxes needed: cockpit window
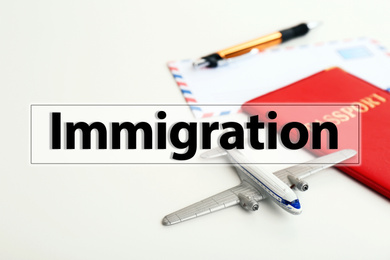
[281,199,301,209]
[290,199,301,209]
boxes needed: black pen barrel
[280,23,310,42]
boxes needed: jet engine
[288,175,309,191]
[238,193,259,211]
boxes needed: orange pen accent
[217,32,282,59]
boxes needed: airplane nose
[288,208,302,215]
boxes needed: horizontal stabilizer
[200,148,227,159]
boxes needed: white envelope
[168,38,390,118]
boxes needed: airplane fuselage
[225,149,302,215]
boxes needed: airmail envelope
[168,38,390,118]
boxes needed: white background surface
[1,0,390,259]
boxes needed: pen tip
[306,21,322,30]
[193,58,209,69]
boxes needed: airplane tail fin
[200,148,227,159]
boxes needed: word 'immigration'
[50,111,338,160]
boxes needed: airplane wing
[273,149,357,187]
[162,181,264,226]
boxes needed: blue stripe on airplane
[231,156,288,205]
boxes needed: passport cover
[242,67,390,199]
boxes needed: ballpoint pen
[193,22,321,69]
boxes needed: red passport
[243,67,390,199]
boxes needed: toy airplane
[162,148,356,226]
